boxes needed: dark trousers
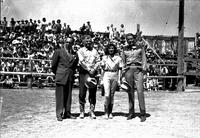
[79,72,97,106]
[124,68,146,115]
[55,79,73,118]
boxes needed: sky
[1,0,200,37]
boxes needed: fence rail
[0,57,198,90]
[0,71,54,76]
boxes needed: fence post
[0,96,3,130]
[27,57,33,88]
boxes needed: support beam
[177,0,185,91]
[0,0,2,24]
[137,24,140,33]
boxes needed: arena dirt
[0,88,200,138]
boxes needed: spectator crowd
[0,17,178,90]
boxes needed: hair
[66,37,74,44]
[104,43,118,55]
[125,33,136,40]
[84,34,91,39]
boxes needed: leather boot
[89,104,96,119]
[103,105,109,119]
[127,112,136,120]
[79,104,85,119]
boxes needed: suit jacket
[51,48,78,85]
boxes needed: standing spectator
[33,20,38,32]
[41,18,47,33]
[105,26,110,34]
[24,20,29,34]
[65,25,72,36]
[51,20,56,34]
[13,63,21,87]
[46,22,52,33]
[10,18,16,32]
[100,43,123,119]
[36,20,42,33]
[109,24,114,40]
[20,20,25,33]
[121,33,147,122]
[80,23,86,34]
[85,21,92,34]
[62,23,68,35]
[113,27,120,40]
[28,19,34,33]
[77,35,101,119]
[55,19,62,34]
[51,37,78,121]
[105,26,110,39]
[15,21,21,32]
[1,17,8,32]
[119,24,125,38]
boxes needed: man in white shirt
[77,35,101,119]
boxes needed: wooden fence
[0,57,187,90]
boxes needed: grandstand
[0,17,199,91]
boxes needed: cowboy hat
[120,79,131,92]
[85,76,97,89]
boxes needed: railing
[0,56,186,90]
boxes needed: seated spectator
[1,75,14,88]
[45,68,54,86]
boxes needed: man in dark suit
[51,37,78,121]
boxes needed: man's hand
[89,69,96,76]
[143,74,147,81]
[118,79,121,86]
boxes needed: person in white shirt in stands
[100,43,124,119]
[119,24,125,38]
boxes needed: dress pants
[124,68,146,115]
[55,78,73,118]
[79,72,97,106]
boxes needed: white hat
[85,76,97,89]
[120,80,131,92]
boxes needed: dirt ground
[0,88,200,138]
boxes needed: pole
[177,0,185,91]
[0,0,2,24]
[137,24,140,33]
[27,58,33,89]
[142,37,165,64]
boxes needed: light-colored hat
[120,80,131,92]
[85,76,97,89]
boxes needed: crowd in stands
[0,17,178,90]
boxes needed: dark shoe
[62,112,76,119]
[57,116,63,121]
[65,113,76,119]
[108,104,113,119]
[89,104,96,119]
[89,111,96,119]
[79,104,85,119]
[140,115,146,122]
[127,113,136,120]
